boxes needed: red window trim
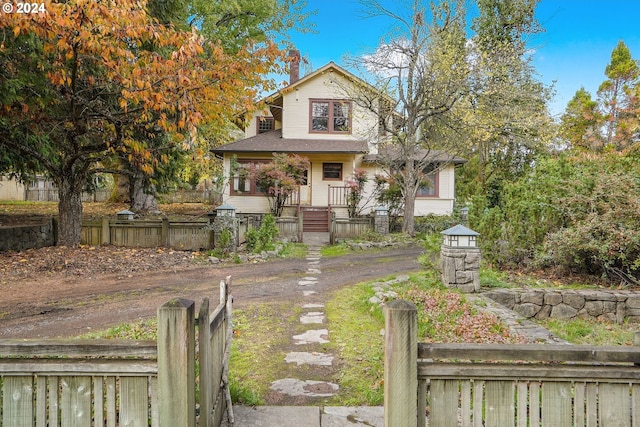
[309,99,352,134]
[416,170,439,198]
[322,162,343,181]
[230,159,270,196]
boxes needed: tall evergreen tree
[598,40,639,149]
[559,87,600,151]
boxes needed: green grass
[321,243,350,257]
[81,318,157,339]
[539,318,637,346]
[278,242,307,258]
[325,280,387,405]
[228,303,295,406]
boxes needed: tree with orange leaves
[0,0,284,245]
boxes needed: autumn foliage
[0,0,284,245]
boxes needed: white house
[212,51,465,232]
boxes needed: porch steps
[301,207,330,232]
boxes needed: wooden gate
[0,278,233,427]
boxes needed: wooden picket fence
[0,278,233,427]
[384,300,640,427]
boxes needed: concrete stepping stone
[302,303,325,309]
[285,352,334,366]
[293,329,329,345]
[298,280,318,286]
[307,260,320,265]
[307,268,321,274]
[300,312,324,324]
[270,378,338,397]
[303,290,317,296]
[306,257,320,261]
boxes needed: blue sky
[286,0,640,118]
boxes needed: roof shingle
[211,129,369,154]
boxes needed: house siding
[0,175,25,201]
[245,109,281,138]
[414,164,456,215]
[281,72,376,142]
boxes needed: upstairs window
[257,117,274,134]
[310,99,352,134]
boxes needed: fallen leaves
[0,245,198,281]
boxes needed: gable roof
[260,62,395,123]
[211,129,368,155]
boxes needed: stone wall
[0,219,55,251]
[484,288,640,324]
[441,246,481,293]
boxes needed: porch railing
[328,185,350,207]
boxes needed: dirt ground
[0,244,423,338]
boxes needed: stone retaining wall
[483,288,640,324]
[0,219,55,251]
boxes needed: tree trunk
[57,174,84,247]
[401,165,417,236]
[402,190,416,236]
[130,171,160,214]
[109,171,130,203]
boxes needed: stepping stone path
[269,245,340,399]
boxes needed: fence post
[157,298,196,427]
[298,210,304,243]
[161,217,170,247]
[101,217,110,245]
[384,300,418,427]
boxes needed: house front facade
[212,51,465,232]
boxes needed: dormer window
[310,99,352,134]
[257,116,274,134]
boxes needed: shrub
[245,214,279,253]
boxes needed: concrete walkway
[223,405,383,426]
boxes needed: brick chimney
[288,49,300,85]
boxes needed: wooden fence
[81,218,214,250]
[159,189,221,204]
[384,300,640,427]
[276,216,302,241]
[330,217,372,243]
[0,278,233,427]
[25,189,110,202]
[79,214,372,250]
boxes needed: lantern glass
[375,206,388,216]
[215,203,236,218]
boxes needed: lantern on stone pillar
[215,203,236,218]
[440,224,481,293]
[441,224,479,248]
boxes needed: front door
[299,163,311,205]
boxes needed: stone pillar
[374,206,389,235]
[440,246,481,293]
[212,215,238,252]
